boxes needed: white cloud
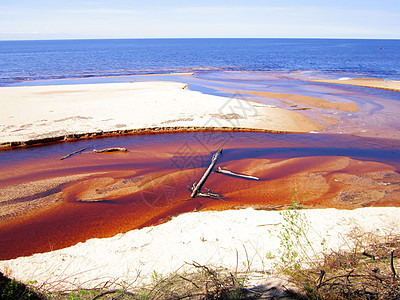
[0,31,39,35]
[174,6,288,14]
[54,8,139,15]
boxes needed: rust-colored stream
[1,131,400,260]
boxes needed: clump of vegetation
[274,181,400,299]
[2,263,301,299]
[291,230,400,299]
[0,272,43,300]
[277,181,317,274]
[55,262,285,299]
[132,262,249,300]
[274,183,400,299]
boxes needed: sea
[0,38,399,86]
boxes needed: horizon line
[1,37,400,42]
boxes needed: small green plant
[68,292,78,300]
[265,250,275,260]
[242,245,253,272]
[277,181,317,274]
[2,279,19,300]
[151,270,163,283]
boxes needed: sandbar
[309,77,400,92]
[235,90,359,112]
[0,81,322,147]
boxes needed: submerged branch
[60,148,87,160]
[215,167,260,180]
[93,147,128,153]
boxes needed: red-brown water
[1,131,399,260]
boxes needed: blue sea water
[0,38,399,86]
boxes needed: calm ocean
[0,38,399,86]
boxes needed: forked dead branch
[190,148,223,198]
[190,148,261,200]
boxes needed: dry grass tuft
[290,231,400,300]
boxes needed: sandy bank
[309,77,400,92]
[236,90,359,112]
[1,207,399,291]
[0,81,322,146]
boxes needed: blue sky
[0,0,399,40]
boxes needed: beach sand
[0,81,322,146]
[1,207,400,291]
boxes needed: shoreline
[309,77,400,92]
[2,74,399,147]
[0,126,306,150]
[0,81,323,146]
[1,207,400,291]
[72,71,195,81]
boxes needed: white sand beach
[1,207,399,291]
[0,81,322,146]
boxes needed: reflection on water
[1,131,399,169]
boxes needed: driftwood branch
[197,192,223,200]
[215,167,259,180]
[191,149,223,198]
[91,289,136,300]
[93,147,128,153]
[60,148,87,160]
[178,275,200,289]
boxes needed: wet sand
[202,71,400,140]
[235,90,359,112]
[309,77,400,92]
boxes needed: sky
[0,0,399,40]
